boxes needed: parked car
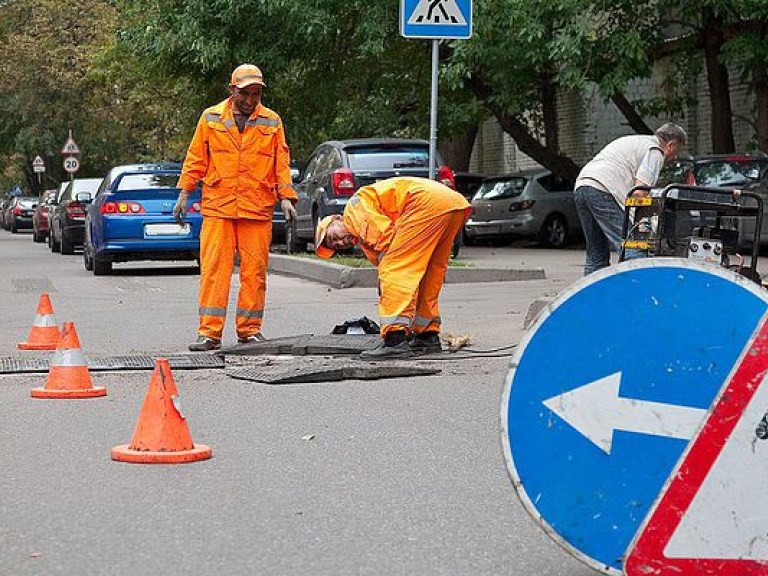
[49,178,102,254]
[287,138,455,253]
[32,189,58,243]
[464,170,581,247]
[1,187,22,229]
[45,183,72,248]
[82,163,202,275]
[454,171,485,202]
[4,195,38,233]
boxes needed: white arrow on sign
[543,372,708,455]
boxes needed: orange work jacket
[177,99,297,220]
[343,177,470,265]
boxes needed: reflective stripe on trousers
[198,217,271,339]
[378,209,466,336]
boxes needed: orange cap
[315,216,336,259]
[230,64,266,88]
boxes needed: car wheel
[51,229,61,252]
[451,230,462,259]
[10,220,18,233]
[83,245,94,271]
[539,214,568,247]
[60,234,74,255]
[93,254,112,276]
[32,227,44,243]
[286,221,307,254]
[462,229,476,246]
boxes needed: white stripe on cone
[50,348,88,367]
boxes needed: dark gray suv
[287,138,455,253]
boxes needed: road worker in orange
[175,63,297,351]
[315,176,470,359]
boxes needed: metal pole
[428,39,439,180]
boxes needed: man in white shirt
[574,122,687,275]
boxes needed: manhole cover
[220,334,381,356]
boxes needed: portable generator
[619,184,764,283]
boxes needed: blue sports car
[82,163,202,275]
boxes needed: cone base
[31,386,107,399]
[111,444,212,464]
[18,342,58,350]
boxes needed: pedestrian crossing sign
[400,0,472,39]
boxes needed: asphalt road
[0,229,599,576]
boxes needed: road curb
[268,254,546,289]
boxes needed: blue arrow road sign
[501,259,768,574]
[400,0,472,39]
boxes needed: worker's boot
[188,335,221,352]
[409,331,442,354]
[360,330,411,360]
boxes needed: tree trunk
[754,62,768,153]
[611,93,653,134]
[465,74,582,181]
[703,10,735,153]
[438,123,479,172]
[541,77,559,152]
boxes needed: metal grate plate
[0,353,224,374]
[12,278,56,294]
[220,334,381,356]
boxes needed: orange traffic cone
[18,293,61,350]
[30,322,107,399]
[111,359,212,464]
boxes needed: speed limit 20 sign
[63,156,80,174]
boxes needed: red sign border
[625,316,768,575]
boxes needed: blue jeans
[574,185,645,276]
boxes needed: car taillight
[100,201,146,215]
[332,168,356,196]
[509,200,535,212]
[437,165,456,189]
[65,202,86,218]
[12,206,21,216]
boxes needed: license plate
[144,223,191,237]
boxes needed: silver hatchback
[464,170,581,247]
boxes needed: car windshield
[346,146,429,171]
[474,178,527,200]
[695,158,768,187]
[18,197,37,208]
[114,173,180,191]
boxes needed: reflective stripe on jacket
[177,99,297,220]
[343,177,470,263]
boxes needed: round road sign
[63,156,80,174]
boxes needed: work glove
[281,198,297,223]
[174,191,190,224]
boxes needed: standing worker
[574,122,687,276]
[175,63,297,351]
[314,177,470,359]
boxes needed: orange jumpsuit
[343,177,470,336]
[177,98,297,340]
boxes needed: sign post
[400,0,472,179]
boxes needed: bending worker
[175,63,297,351]
[315,176,470,359]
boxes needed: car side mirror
[76,192,92,203]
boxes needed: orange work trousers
[197,217,271,340]
[377,209,466,336]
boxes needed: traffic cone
[111,359,212,464]
[30,322,107,399]
[18,293,61,350]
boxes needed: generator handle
[619,186,653,262]
[657,184,764,268]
